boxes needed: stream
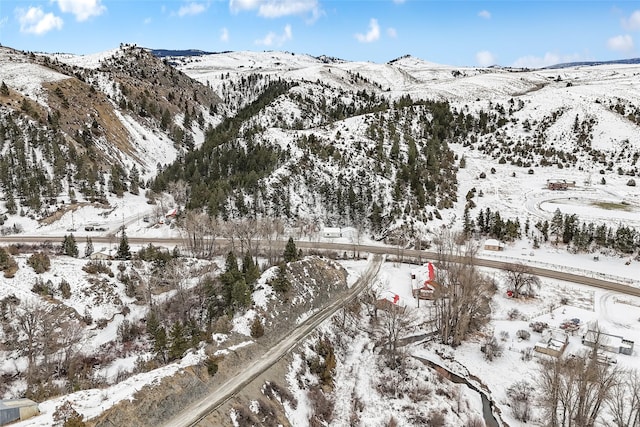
[413,355,501,427]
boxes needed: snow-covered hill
[0,46,639,427]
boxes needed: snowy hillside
[0,46,639,427]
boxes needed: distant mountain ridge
[545,57,640,69]
[150,48,220,57]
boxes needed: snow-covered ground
[1,47,640,425]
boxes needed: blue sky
[1,0,639,67]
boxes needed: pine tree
[84,236,94,258]
[129,165,140,195]
[0,81,8,96]
[271,263,291,294]
[242,252,260,286]
[231,278,251,308]
[283,237,298,263]
[116,231,131,260]
[154,326,167,362]
[5,193,17,215]
[221,252,243,307]
[168,321,188,361]
[63,234,79,257]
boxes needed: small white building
[89,251,111,261]
[484,238,505,251]
[534,329,569,358]
[582,330,634,355]
[321,227,342,238]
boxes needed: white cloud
[178,2,208,17]
[355,18,380,43]
[143,17,152,24]
[478,10,491,19]
[230,0,322,21]
[17,7,63,35]
[0,17,7,29]
[622,10,640,31]
[220,27,229,42]
[392,0,406,4]
[607,34,634,52]
[255,24,293,46]
[55,0,105,21]
[476,50,496,67]
[387,27,397,38]
[511,52,583,69]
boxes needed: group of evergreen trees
[540,209,639,254]
[464,203,639,256]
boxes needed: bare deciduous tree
[260,218,284,266]
[378,304,410,370]
[607,368,640,427]
[234,218,259,258]
[538,350,620,427]
[12,301,52,384]
[504,262,541,298]
[432,231,495,346]
[507,380,535,422]
[179,210,217,259]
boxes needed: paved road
[1,235,637,296]
[164,254,384,427]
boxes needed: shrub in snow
[32,277,53,296]
[82,260,113,276]
[507,308,521,320]
[27,251,51,274]
[529,321,548,333]
[507,380,534,422]
[426,411,446,427]
[250,317,264,338]
[481,335,503,361]
[204,355,220,376]
[0,247,18,278]
[627,178,636,187]
[53,401,86,427]
[516,330,531,341]
[521,347,533,361]
[59,279,71,299]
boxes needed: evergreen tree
[224,251,239,274]
[5,193,17,215]
[220,252,243,308]
[242,252,260,286]
[231,278,251,309]
[146,310,159,338]
[271,263,291,294]
[84,236,94,258]
[62,234,79,257]
[129,165,140,195]
[168,321,188,361]
[250,317,264,338]
[283,237,298,263]
[154,326,167,362]
[116,231,131,260]
[0,81,8,96]
[463,207,473,237]
[550,208,564,244]
[109,165,125,196]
